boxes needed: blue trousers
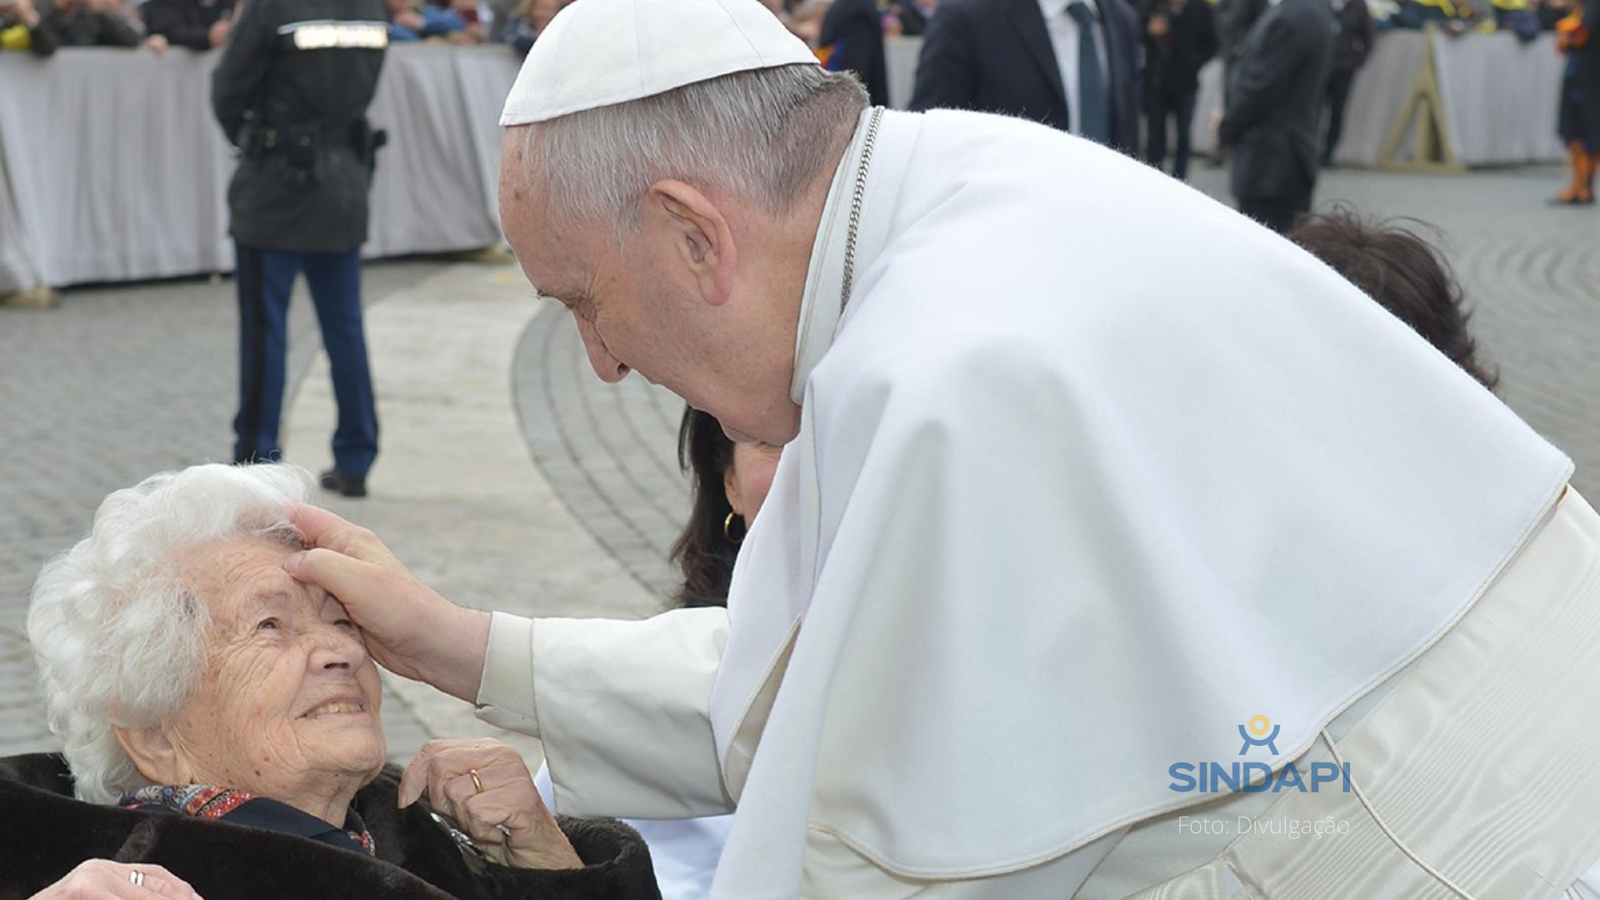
[233,243,379,476]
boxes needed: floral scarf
[120,784,376,857]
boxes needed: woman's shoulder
[1,754,461,900]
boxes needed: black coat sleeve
[909,0,979,111]
[1218,11,1297,144]
[1104,0,1146,152]
[1191,0,1219,65]
[210,0,273,144]
[468,817,663,900]
[27,16,60,55]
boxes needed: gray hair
[519,64,869,242]
[27,463,315,804]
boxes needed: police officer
[212,0,388,497]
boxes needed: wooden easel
[1379,24,1465,171]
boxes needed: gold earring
[724,512,744,545]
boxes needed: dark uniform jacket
[211,0,388,252]
[0,753,662,900]
[1218,0,1334,201]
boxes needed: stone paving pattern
[3,162,1599,774]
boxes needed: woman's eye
[256,618,280,631]
[334,618,356,630]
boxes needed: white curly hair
[26,463,315,803]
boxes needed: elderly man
[290,0,1600,897]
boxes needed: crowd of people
[1,0,1590,210]
[0,0,567,54]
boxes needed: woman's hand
[400,739,583,871]
[31,860,202,900]
[285,504,492,702]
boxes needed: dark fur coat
[0,754,661,900]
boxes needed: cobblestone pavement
[5,162,1599,770]
[0,261,452,758]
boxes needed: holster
[350,118,388,171]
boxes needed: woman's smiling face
[151,535,386,823]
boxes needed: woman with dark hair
[668,407,783,609]
[534,406,780,900]
[1290,207,1499,390]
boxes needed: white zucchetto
[500,0,821,127]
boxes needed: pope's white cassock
[479,26,1600,900]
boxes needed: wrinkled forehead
[178,534,315,618]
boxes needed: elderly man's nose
[575,316,630,383]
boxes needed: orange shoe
[1554,141,1594,204]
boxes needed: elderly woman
[3,463,659,900]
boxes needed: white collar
[1040,0,1099,19]
[789,107,907,407]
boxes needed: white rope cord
[1319,728,1482,900]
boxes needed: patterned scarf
[120,784,376,857]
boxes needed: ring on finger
[129,869,146,888]
[469,768,483,794]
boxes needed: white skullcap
[500,0,821,126]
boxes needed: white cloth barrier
[0,33,1568,293]
[891,31,1565,169]
[1434,30,1567,167]
[0,44,521,294]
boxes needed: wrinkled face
[163,537,385,807]
[725,440,783,522]
[500,177,711,406]
[498,132,805,445]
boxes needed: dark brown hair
[1290,206,1498,390]
[667,407,738,609]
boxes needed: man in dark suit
[1217,0,1334,234]
[818,0,890,106]
[1141,0,1218,180]
[908,0,1143,156]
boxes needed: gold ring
[129,870,146,888]
[469,768,484,794]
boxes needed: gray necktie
[1065,1,1109,143]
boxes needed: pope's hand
[286,504,491,702]
[399,739,583,871]
[30,860,203,900]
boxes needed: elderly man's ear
[114,724,185,785]
[645,180,737,307]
